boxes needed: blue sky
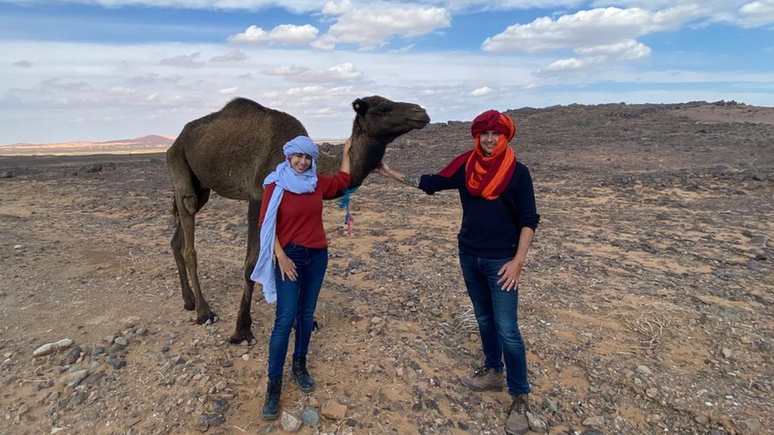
[1,0,773,144]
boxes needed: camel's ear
[352,99,368,116]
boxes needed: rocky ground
[0,101,772,435]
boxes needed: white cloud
[738,0,774,27]
[322,0,353,15]
[320,4,451,49]
[471,86,493,96]
[543,56,606,72]
[128,73,182,85]
[574,39,651,59]
[482,6,704,52]
[218,86,239,95]
[261,62,363,83]
[391,43,416,53]
[106,86,137,95]
[228,24,319,45]
[262,66,310,76]
[210,49,248,62]
[13,60,33,68]
[159,52,204,68]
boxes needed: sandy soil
[1,101,772,435]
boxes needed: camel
[166,96,430,343]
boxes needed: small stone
[108,343,126,355]
[527,411,547,432]
[220,358,233,368]
[542,397,558,413]
[300,406,320,426]
[636,365,653,376]
[114,337,128,346]
[280,411,302,432]
[63,346,81,365]
[646,388,659,399]
[59,369,89,387]
[695,415,709,425]
[321,400,347,420]
[242,354,249,361]
[722,348,733,359]
[583,416,605,428]
[742,418,761,432]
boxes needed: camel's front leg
[177,195,219,325]
[230,200,260,344]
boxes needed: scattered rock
[527,411,547,432]
[300,406,320,426]
[322,400,348,420]
[636,365,653,376]
[583,416,605,428]
[33,339,74,357]
[59,369,89,387]
[280,411,302,432]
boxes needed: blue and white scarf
[250,136,319,303]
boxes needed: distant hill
[0,135,176,156]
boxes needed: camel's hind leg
[230,199,261,344]
[167,146,218,324]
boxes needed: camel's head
[351,96,430,140]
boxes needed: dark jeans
[267,243,328,381]
[459,250,530,396]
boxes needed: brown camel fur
[166,96,430,343]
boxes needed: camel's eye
[378,106,392,115]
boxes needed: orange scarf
[439,112,516,200]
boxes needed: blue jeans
[267,244,328,381]
[459,250,530,396]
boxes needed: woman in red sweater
[251,135,352,420]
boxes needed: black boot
[292,356,315,393]
[262,379,282,420]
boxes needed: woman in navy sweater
[378,109,539,435]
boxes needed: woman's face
[479,130,500,157]
[289,153,313,173]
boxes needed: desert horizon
[2,100,772,158]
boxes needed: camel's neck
[316,131,390,189]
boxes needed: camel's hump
[221,97,273,114]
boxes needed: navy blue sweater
[419,161,539,259]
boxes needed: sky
[1,0,773,144]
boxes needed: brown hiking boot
[460,366,504,392]
[505,394,530,435]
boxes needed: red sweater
[259,171,351,249]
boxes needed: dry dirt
[1,101,772,435]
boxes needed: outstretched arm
[339,137,352,174]
[376,162,421,188]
